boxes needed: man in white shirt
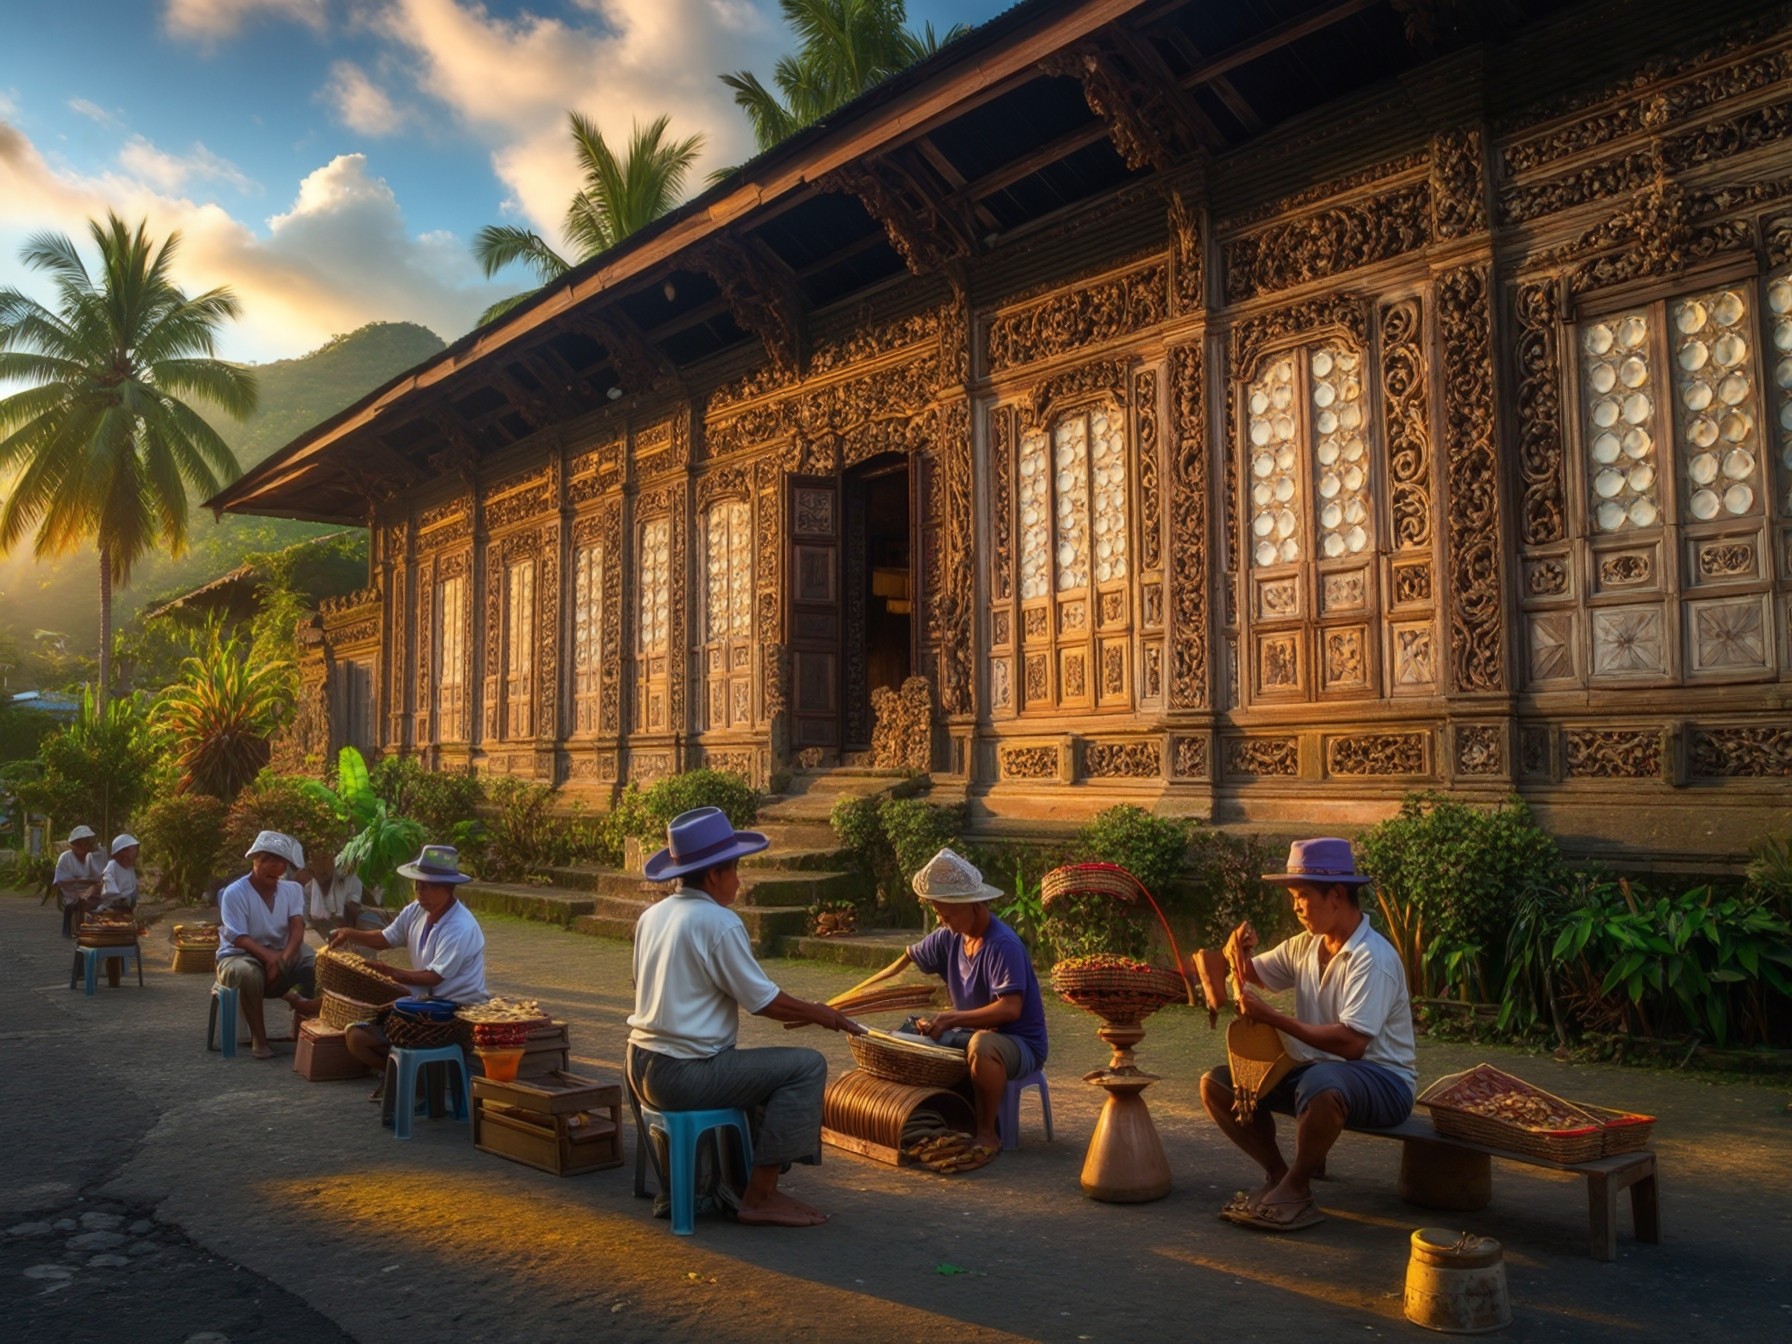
[98,834,142,911]
[329,844,488,1075]
[300,850,364,935]
[1200,837,1417,1233]
[53,826,105,929]
[628,807,863,1228]
[216,831,317,1059]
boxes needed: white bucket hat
[245,830,305,869]
[110,833,140,856]
[67,825,97,844]
[911,848,1004,904]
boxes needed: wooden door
[787,475,841,758]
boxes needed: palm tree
[473,112,705,325]
[0,214,256,708]
[721,0,969,154]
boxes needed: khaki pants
[216,948,316,1034]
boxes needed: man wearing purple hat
[1200,836,1416,1232]
[628,807,864,1228]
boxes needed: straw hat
[67,825,96,844]
[643,807,769,882]
[110,833,141,856]
[910,848,1004,904]
[1262,837,1374,888]
[396,844,474,885]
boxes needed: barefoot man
[627,807,864,1228]
[215,832,320,1059]
[1201,838,1416,1232]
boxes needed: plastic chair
[999,1069,1053,1151]
[207,983,241,1058]
[631,1101,754,1236]
[68,943,143,996]
[382,1045,470,1139]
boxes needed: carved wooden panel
[1000,744,1058,780]
[1438,264,1506,693]
[1224,183,1430,304]
[1134,367,1162,573]
[1170,734,1209,780]
[1392,622,1436,689]
[1321,626,1371,693]
[1686,595,1770,675]
[1379,298,1432,553]
[1690,725,1792,777]
[1455,725,1505,777]
[1167,344,1209,710]
[1084,740,1161,779]
[1565,728,1662,779]
[1326,732,1428,777]
[986,264,1167,374]
[1514,281,1567,547]
[1591,606,1667,679]
[1226,736,1299,778]
[1527,611,1577,684]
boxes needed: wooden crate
[517,1021,570,1079]
[294,1020,375,1082]
[471,1071,623,1176]
[170,945,215,974]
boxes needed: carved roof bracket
[1039,38,1210,174]
[425,415,481,488]
[819,155,981,279]
[336,443,418,516]
[682,236,808,379]
[570,309,669,396]
[483,364,553,431]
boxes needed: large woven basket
[849,1032,968,1089]
[316,947,404,1006]
[1418,1064,1606,1163]
[1585,1104,1657,1156]
[321,989,385,1031]
[1039,862,1146,908]
[1050,958,1189,1026]
[383,1007,465,1051]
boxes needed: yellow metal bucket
[1403,1228,1511,1334]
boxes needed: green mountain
[0,321,445,674]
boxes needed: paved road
[4,891,1789,1343]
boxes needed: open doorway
[844,457,912,752]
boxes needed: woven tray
[1050,958,1189,1026]
[1585,1104,1656,1155]
[321,989,384,1031]
[1418,1063,1606,1163]
[316,947,404,1005]
[1040,862,1145,907]
[849,1032,968,1089]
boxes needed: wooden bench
[1354,1116,1661,1262]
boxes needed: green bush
[133,793,229,903]
[1068,805,1193,899]
[14,689,167,842]
[371,755,485,839]
[217,771,351,887]
[1183,825,1289,952]
[480,775,568,882]
[829,794,965,927]
[1745,833,1792,925]
[1358,792,1567,1004]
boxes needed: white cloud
[67,98,125,130]
[117,136,259,195]
[163,0,328,42]
[322,60,416,136]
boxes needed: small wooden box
[471,1071,623,1176]
[517,1021,571,1079]
[294,1020,374,1082]
[170,945,216,974]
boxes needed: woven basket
[849,1033,968,1089]
[1586,1105,1656,1155]
[1050,959,1189,1026]
[1039,862,1145,908]
[321,989,384,1031]
[383,1008,465,1051]
[316,947,404,1005]
[1419,1064,1606,1163]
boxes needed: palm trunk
[98,543,112,712]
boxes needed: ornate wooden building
[214,0,1792,861]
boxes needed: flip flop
[929,1143,997,1175]
[1229,1197,1324,1233]
[1217,1190,1261,1222]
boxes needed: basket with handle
[849,1031,969,1089]
[1039,864,1198,1011]
[1050,957,1187,1026]
[1417,1063,1606,1163]
[316,946,404,1006]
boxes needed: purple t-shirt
[908,916,1048,1064]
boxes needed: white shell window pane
[728,501,752,638]
[573,546,600,673]
[1581,310,1661,532]
[436,575,464,689]
[1017,426,1051,600]
[506,561,533,675]
[1309,341,1372,558]
[1769,270,1792,516]
[704,508,729,641]
[639,519,670,654]
[1248,356,1302,566]
[1089,406,1128,583]
[1671,287,1760,522]
[1053,416,1090,592]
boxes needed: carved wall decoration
[1429,127,1486,240]
[1062,652,1087,698]
[1437,264,1505,693]
[416,501,472,551]
[1394,625,1435,686]
[1520,726,1552,777]
[1084,740,1162,779]
[598,501,624,735]
[711,308,941,412]
[1232,295,1370,381]
[1133,368,1162,572]
[1691,599,1767,672]
[1170,734,1209,779]
[1525,559,1568,597]
[1592,606,1665,677]
[1024,653,1048,703]
[1697,542,1755,579]
[1598,552,1654,587]
[1226,736,1299,778]
[989,406,1013,602]
[1057,602,1085,636]
[819,159,978,277]
[1040,42,1203,175]
[1000,744,1058,780]
[1378,298,1433,552]
[1512,281,1567,546]
[536,532,560,740]
[483,483,552,532]
[1690,726,1792,777]
[1323,572,1366,612]
[1260,634,1299,690]
[1027,360,1131,438]
[1552,181,1754,298]
[987,266,1166,375]
[1223,152,1430,232]
[683,236,806,377]
[1455,725,1504,776]
[1168,191,1203,313]
[1393,562,1433,605]
[1565,728,1663,779]
[1326,732,1427,777]
[1167,344,1208,710]
[1223,184,1430,304]
[1100,644,1126,698]
[933,401,976,717]
[1098,593,1123,626]
[1768,213,1792,268]
[1324,629,1367,688]
[1528,611,1575,682]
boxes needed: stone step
[570,896,812,956]
[459,882,597,927]
[535,863,861,908]
[777,930,924,968]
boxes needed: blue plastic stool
[206,984,240,1057]
[632,1103,754,1236]
[382,1045,470,1139]
[999,1069,1053,1151]
[68,943,143,996]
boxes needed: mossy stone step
[777,930,923,968]
[459,882,597,926]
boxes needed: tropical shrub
[13,688,165,841]
[830,794,965,927]
[480,775,571,882]
[1745,833,1792,924]
[217,771,350,887]
[1067,806,1193,900]
[1183,825,1289,952]
[155,620,290,800]
[371,755,485,839]
[610,768,758,843]
[133,793,228,902]
[298,747,424,896]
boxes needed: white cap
[67,825,97,844]
[110,833,140,855]
[245,830,304,869]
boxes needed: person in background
[215,831,317,1060]
[299,850,364,936]
[53,826,105,929]
[98,834,142,912]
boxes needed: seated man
[300,850,364,937]
[216,831,318,1060]
[98,833,142,912]
[329,845,487,1077]
[1200,837,1416,1232]
[53,826,105,928]
[858,848,1049,1173]
[628,807,863,1228]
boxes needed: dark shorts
[1207,1059,1414,1130]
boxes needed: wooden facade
[216,0,1792,861]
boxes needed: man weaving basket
[1200,838,1416,1232]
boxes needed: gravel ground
[4,890,1790,1343]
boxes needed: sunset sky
[0,1,1007,364]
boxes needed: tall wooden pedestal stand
[1080,1018,1171,1203]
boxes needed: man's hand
[827,1008,866,1036]
[327,928,353,949]
[1236,988,1281,1027]
[1226,921,1258,965]
[915,1013,956,1040]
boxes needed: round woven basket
[849,1033,968,1089]
[321,989,384,1031]
[1050,960,1189,1026]
[383,1005,465,1050]
[316,947,404,1005]
[1039,862,1146,908]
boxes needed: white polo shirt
[628,887,780,1060]
[383,898,487,1004]
[100,859,139,909]
[54,849,104,890]
[217,874,306,958]
[1252,913,1418,1094]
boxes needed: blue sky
[0,1,1010,363]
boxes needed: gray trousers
[627,1043,827,1169]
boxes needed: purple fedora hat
[1263,837,1374,887]
[643,807,769,883]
